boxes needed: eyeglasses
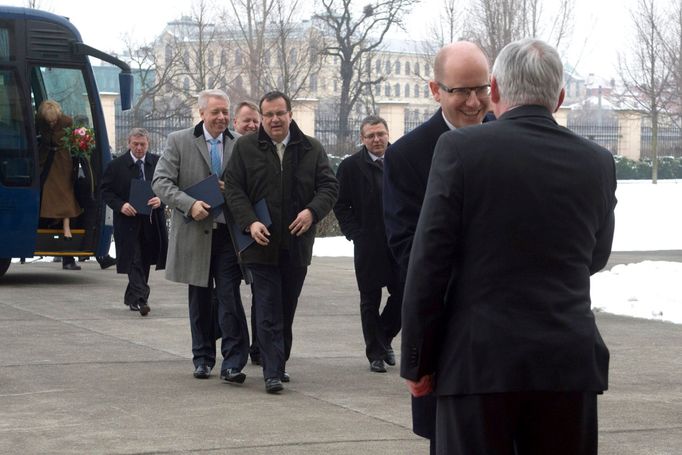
[437,82,491,99]
[362,131,388,140]
[261,110,290,119]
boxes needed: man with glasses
[401,38,615,454]
[225,91,338,394]
[383,41,492,454]
[334,115,402,374]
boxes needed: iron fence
[314,111,364,157]
[114,111,194,156]
[641,124,682,159]
[567,121,621,155]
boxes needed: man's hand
[190,200,211,220]
[121,202,137,217]
[289,208,313,236]
[147,196,161,209]
[218,179,225,192]
[406,375,434,397]
[249,221,270,246]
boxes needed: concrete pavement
[0,256,680,454]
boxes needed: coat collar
[498,105,557,124]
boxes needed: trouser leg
[249,264,285,380]
[359,288,386,361]
[280,251,307,362]
[188,284,215,368]
[125,239,150,307]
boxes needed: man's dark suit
[401,105,616,454]
[334,146,402,362]
[383,110,448,441]
[101,152,168,307]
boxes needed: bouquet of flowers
[61,125,95,159]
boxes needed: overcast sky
[5,0,637,78]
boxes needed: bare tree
[314,0,418,153]
[223,0,322,102]
[619,0,673,183]
[464,0,574,62]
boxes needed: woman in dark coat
[37,100,81,238]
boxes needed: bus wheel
[0,258,9,278]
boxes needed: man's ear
[554,88,565,112]
[490,76,500,104]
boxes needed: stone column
[99,92,118,152]
[616,110,643,160]
[377,101,408,141]
[292,98,318,136]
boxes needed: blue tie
[208,138,221,175]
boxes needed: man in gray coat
[153,89,249,383]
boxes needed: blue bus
[0,6,133,277]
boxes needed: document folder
[129,179,155,215]
[183,174,225,222]
[231,198,272,253]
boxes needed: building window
[395,60,401,75]
[183,77,190,91]
[414,62,420,76]
[235,49,242,65]
[384,84,391,97]
[183,51,189,66]
[414,83,420,98]
[424,63,430,77]
[385,60,391,74]
[394,83,400,97]
[405,61,411,75]
[310,74,318,91]
[376,59,381,74]
[424,84,430,98]
[405,83,410,97]
[208,51,214,67]
[289,48,297,65]
[264,49,271,65]
[221,50,227,65]
[165,44,173,63]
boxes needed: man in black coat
[102,128,168,316]
[383,41,492,453]
[401,38,616,455]
[334,115,401,374]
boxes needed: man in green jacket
[225,91,338,394]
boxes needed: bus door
[30,65,103,256]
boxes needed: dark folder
[183,174,225,223]
[129,179,155,215]
[231,198,272,253]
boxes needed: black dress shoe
[220,368,246,384]
[129,302,140,312]
[385,347,396,366]
[370,360,387,373]
[265,377,283,393]
[98,255,117,270]
[193,364,212,379]
[62,262,81,271]
[139,303,150,316]
[281,372,290,383]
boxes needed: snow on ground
[313,180,682,324]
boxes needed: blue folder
[231,198,272,253]
[183,174,224,222]
[129,179,155,215]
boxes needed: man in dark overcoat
[383,41,492,453]
[401,38,616,455]
[225,91,338,394]
[334,115,401,373]
[101,127,167,316]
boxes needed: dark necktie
[136,159,144,180]
[376,157,384,169]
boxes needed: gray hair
[198,89,230,111]
[492,38,564,111]
[127,127,149,140]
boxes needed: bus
[0,6,133,277]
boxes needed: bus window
[0,70,30,186]
[32,66,93,127]
[0,24,12,61]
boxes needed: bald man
[383,41,492,454]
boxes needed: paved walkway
[0,257,680,454]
